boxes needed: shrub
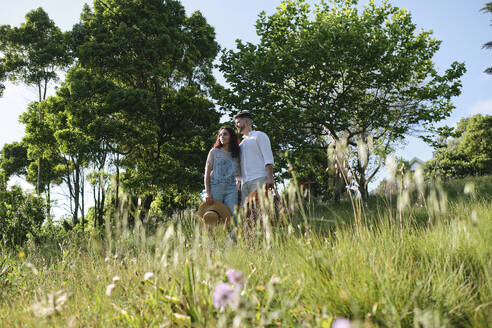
[0,184,46,248]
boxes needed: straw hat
[197,200,232,226]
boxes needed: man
[234,111,274,204]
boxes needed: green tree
[20,101,66,219]
[74,0,221,217]
[0,141,30,178]
[425,114,492,178]
[0,7,72,194]
[0,174,46,247]
[48,66,122,229]
[457,114,492,175]
[482,2,492,74]
[218,0,465,198]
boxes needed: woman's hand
[205,195,214,205]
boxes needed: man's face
[235,118,247,134]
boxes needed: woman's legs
[211,182,238,225]
[223,185,238,226]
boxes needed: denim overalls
[210,148,239,222]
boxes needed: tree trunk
[97,168,105,227]
[36,158,42,195]
[115,153,120,209]
[72,165,80,227]
[139,195,153,222]
[81,170,85,231]
[93,184,98,229]
[46,183,51,219]
[334,174,345,203]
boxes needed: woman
[204,126,241,222]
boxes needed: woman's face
[219,129,230,146]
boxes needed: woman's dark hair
[213,126,240,158]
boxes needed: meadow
[0,175,490,327]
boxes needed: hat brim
[197,200,233,226]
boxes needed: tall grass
[0,175,490,327]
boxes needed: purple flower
[226,269,244,288]
[332,318,351,328]
[212,283,235,309]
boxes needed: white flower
[464,182,475,195]
[106,283,116,297]
[31,290,71,318]
[25,262,39,275]
[143,272,154,281]
[112,276,120,283]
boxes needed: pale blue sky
[1,0,491,171]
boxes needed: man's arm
[265,164,274,189]
[257,132,275,188]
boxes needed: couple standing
[204,111,274,222]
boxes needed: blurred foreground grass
[0,176,490,327]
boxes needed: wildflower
[269,276,281,285]
[25,262,38,275]
[212,282,235,309]
[464,182,475,195]
[226,269,244,288]
[143,272,154,281]
[386,156,397,182]
[332,318,352,328]
[18,252,25,259]
[104,257,110,263]
[31,290,71,318]
[112,276,120,283]
[106,283,116,297]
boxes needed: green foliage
[148,186,202,220]
[0,7,72,194]
[0,141,30,178]
[0,184,46,248]
[286,147,338,200]
[426,114,492,178]
[482,2,492,74]
[217,0,465,197]
[20,101,65,191]
[0,7,72,89]
[72,0,221,213]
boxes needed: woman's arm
[204,163,214,204]
[204,149,214,204]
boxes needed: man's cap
[233,111,253,120]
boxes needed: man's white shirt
[239,130,274,183]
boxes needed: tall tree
[482,2,492,74]
[50,66,120,228]
[73,0,221,217]
[0,7,72,194]
[218,0,465,198]
[19,101,65,219]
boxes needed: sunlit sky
[1,0,491,198]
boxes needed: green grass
[0,177,490,327]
